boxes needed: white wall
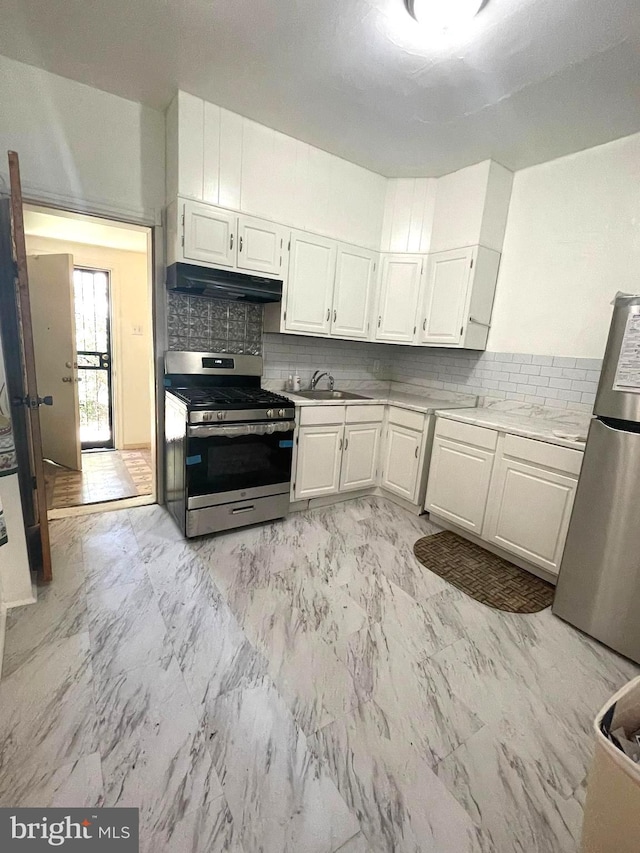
[489,131,640,358]
[0,54,164,222]
[25,236,153,449]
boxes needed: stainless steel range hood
[166,262,282,303]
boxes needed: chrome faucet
[310,370,335,391]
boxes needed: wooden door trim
[8,151,52,582]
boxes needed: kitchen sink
[294,390,373,401]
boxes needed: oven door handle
[188,420,296,439]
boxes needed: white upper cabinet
[331,245,377,340]
[374,254,423,344]
[430,160,513,254]
[421,247,473,346]
[237,215,285,276]
[183,200,236,267]
[419,245,501,349]
[285,232,337,336]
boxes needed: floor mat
[413,530,554,613]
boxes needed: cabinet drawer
[435,417,498,451]
[299,405,346,426]
[387,406,425,432]
[502,434,582,477]
[346,404,385,424]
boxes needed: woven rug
[413,530,554,613]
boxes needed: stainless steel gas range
[164,351,295,537]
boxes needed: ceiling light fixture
[404,0,485,30]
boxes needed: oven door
[185,420,295,509]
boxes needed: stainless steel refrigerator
[553,295,640,664]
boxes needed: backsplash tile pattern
[387,347,603,413]
[165,294,601,413]
[262,333,390,388]
[167,292,263,354]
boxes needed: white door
[27,254,82,471]
[375,254,423,343]
[425,437,495,533]
[331,245,376,340]
[236,215,285,276]
[340,423,381,491]
[420,248,473,345]
[381,424,423,503]
[294,425,343,499]
[285,232,337,335]
[183,201,236,267]
[484,457,578,574]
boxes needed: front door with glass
[73,267,114,450]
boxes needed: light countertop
[435,400,591,450]
[281,388,478,416]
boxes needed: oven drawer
[186,492,290,537]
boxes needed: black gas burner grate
[171,387,293,409]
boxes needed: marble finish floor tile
[204,676,360,853]
[0,632,99,806]
[87,576,172,685]
[96,656,221,838]
[144,541,268,707]
[2,497,639,853]
[3,571,87,677]
[309,699,483,853]
[141,797,244,853]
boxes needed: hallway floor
[44,447,153,509]
[0,498,636,852]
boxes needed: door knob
[65,361,78,369]
[62,376,72,383]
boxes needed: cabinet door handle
[339,438,343,450]
[422,318,426,331]
[344,438,349,450]
[414,445,419,458]
[239,236,243,252]
[333,309,337,323]
[230,233,234,250]
[377,316,381,328]
[326,308,330,322]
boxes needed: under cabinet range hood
[166,262,282,303]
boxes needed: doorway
[74,267,114,450]
[23,205,156,514]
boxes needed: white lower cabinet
[294,405,383,501]
[426,418,583,576]
[294,424,343,499]
[340,423,381,491]
[483,439,580,574]
[380,423,423,503]
[426,436,495,533]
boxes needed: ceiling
[0,0,639,177]
[24,208,148,253]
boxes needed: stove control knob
[217,411,225,420]
[266,409,274,419]
[278,408,286,418]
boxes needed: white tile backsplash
[165,296,601,412]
